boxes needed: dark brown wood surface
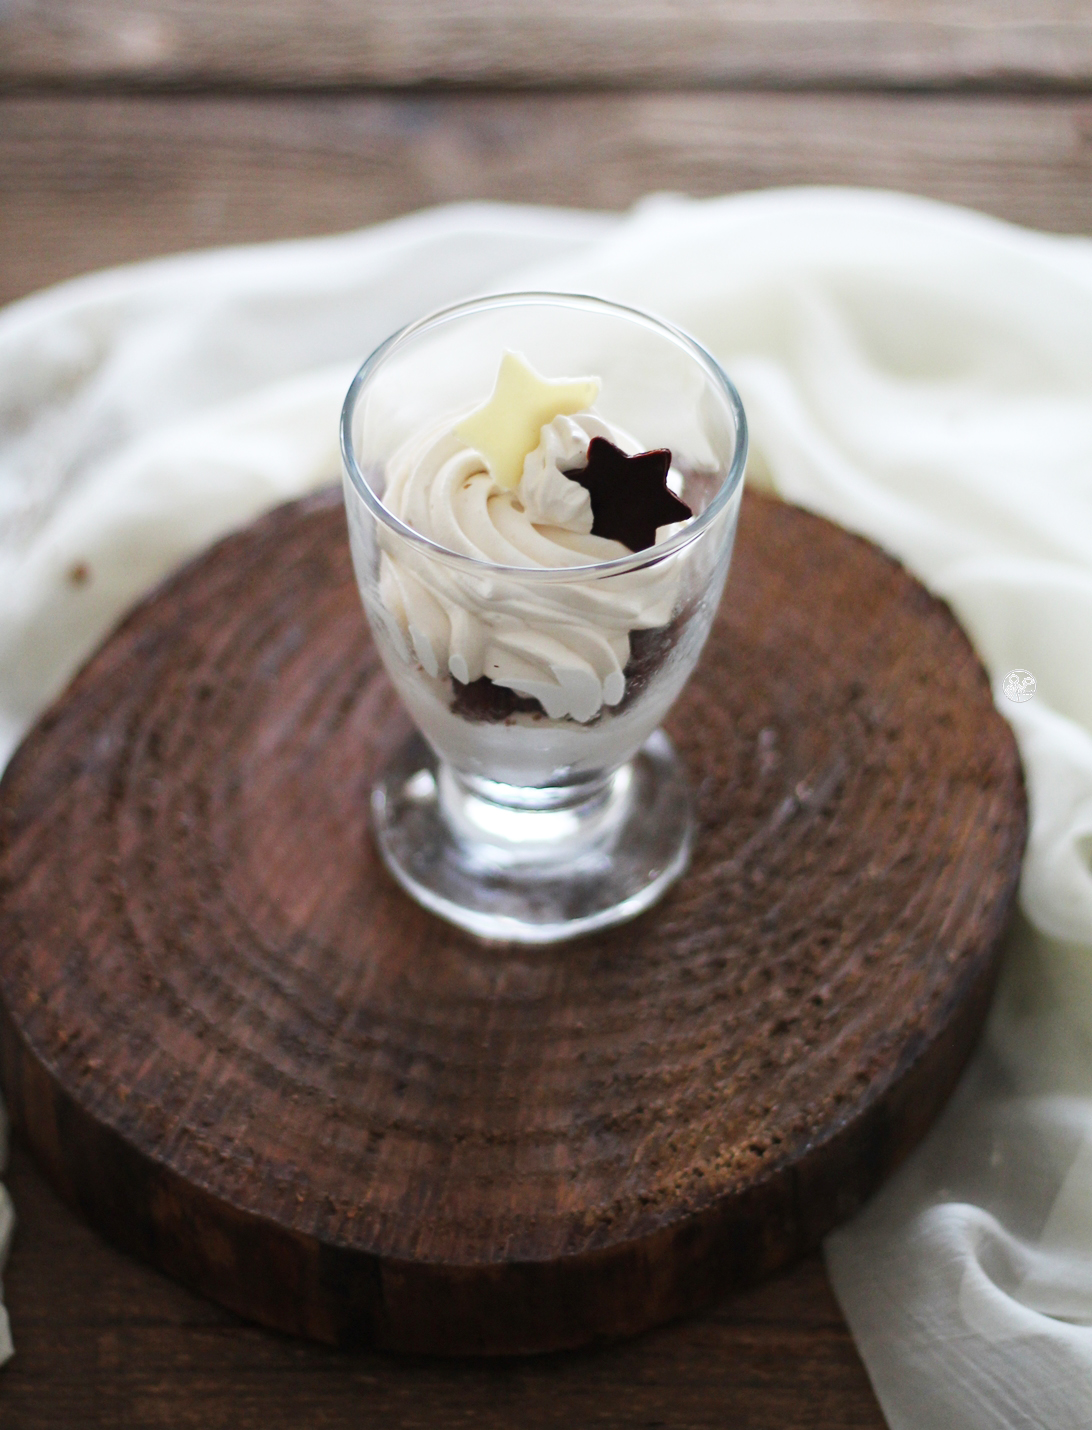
[0,490,1025,1359]
[3,0,1092,88]
[5,91,1092,308]
[1,1137,887,1429]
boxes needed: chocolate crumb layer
[450,675,546,723]
[448,609,690,724]
[618,611,688,710]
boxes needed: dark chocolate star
[565,438,691,553]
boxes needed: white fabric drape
[1,190,1091,1427]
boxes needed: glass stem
[437,763,635,868]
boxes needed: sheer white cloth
[1,191,1091,1427]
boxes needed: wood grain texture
[0,1138,887,1430]
[0,489,1025,1354]
[3,89,1092,308]
[3,0,1092,89]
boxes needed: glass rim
[339,290,748,582]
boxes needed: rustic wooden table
[1,2,1089,1424]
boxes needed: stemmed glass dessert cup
[341,292,747,944]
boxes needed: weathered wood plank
[2,90,1091,308]
[2,0,1092,90]
[1,1139,887,1428]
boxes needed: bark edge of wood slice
[0,489,1026,1355]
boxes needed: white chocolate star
[455,351,600,491]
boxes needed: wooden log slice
[0,489,1025,1355]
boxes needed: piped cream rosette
[377,413,686,723]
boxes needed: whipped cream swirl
[377,414,685,722]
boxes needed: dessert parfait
[341,293,746,943]
[373,351,699,789]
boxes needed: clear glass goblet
[341,292,747,943]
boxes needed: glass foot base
[371,730,692,945]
